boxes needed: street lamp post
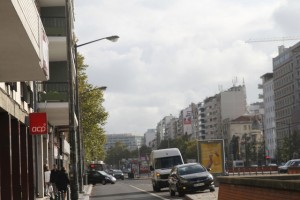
[78,86,106,186]
[74,35,119,194]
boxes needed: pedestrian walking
[50,164,59,198]
[56,167,70,200]
[44,165,51,196]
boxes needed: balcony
[37,82,69,126]
[42,17,66,36]
[0,0,49,81]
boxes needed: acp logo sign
[29,112,48,135]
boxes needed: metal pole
[66,0,79,199]
[75,44,84,193]
[288,124,291,160]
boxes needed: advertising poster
[199,140,225,174]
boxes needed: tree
[184,140,198,162]
[77,53,108,163]
[105,142,130,168]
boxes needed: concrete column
[11,119,21,199]
[0,113,13,199]
[28,135,34,200]
[36,135,44,197]
[20,124,29,200]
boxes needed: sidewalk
[36,184,93,200]
[185,187,219,200]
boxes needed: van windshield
[155,156,183,169]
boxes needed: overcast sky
[74,0,300,135]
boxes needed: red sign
[29,112,47,135]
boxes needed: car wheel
[152,182,161,192]
[209,185,215,192]
[169,187,175,196]
[177,186,184,197]
[101,180,106,185]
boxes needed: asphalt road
[89,177,218,200]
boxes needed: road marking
[129,185,169,200]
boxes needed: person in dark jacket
[56,167,70,199]
[50,164,59,197]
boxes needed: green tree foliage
[77,53,108,162]
[105,141,130,168]
[105,143,152,168]
[157,135,197,162]
[279,130,300,162]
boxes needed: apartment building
[197,102,206,140]
[144,129,156,147]
[0,0,77,199]
[204,85,247,139]
[260,73,277,160]
[224,115,263,165]
[165,117,178,140]
[105,133,144,151]
[156,115,175,146]
[273,43,300,146]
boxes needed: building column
[0,113,13,199]
[28,134,34,200]
[11,118,22,199]
[20,124,29,200]
[36,135,44,197]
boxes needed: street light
[74,35,119,195]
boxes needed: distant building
[165,117,178,140]
[273,43,300,147]
[224,115,263,165]
[204,85,248,139]
[197,102,206,140]
[105,133,143,151]
[144,129,156,147]
[260,73,277,160]
[156,115,175,146]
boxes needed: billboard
[198,139,225,174]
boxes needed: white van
[149,148,184,192]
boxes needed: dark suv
[168,163,215,197]
[110,169,125,180]
[278,159,300,173]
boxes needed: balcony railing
[37,82,68,102]
[41,17,66,36]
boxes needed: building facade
[0,0,78,199]
[273,43,300,148]
[105,133,144,151]
[260,73,277,160]
[144,129,156,147]
[204,85,247,140]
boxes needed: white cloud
[75,0,299,135]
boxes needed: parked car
[278,159,300,173]
[110,169,125,180]
[87,170,116,185]
[168,163,215,197]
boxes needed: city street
[89,177,218,200]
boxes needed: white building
[144,129,156,147]
[204,85,248,139]
[260,73,277,160]
[156,115,175,146]
[105,133,144,151]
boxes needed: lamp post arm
[76,35,119,48]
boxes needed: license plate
[194,182,205,187]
